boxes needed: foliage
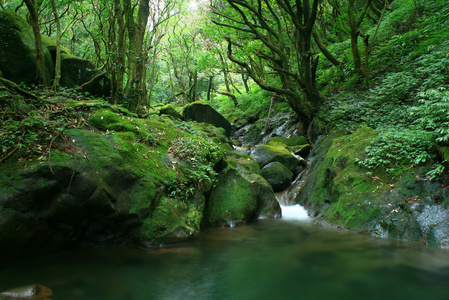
[0,95,86,163]
[413,88,449,143]
[166,136,223,200]
[357,128,435,174]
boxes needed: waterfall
[275,191,311,221]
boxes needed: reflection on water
[1,220,449,300]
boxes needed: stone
[250,144,301,173]
[0,11,110,96]
[261,162,294,192]
[159,104,183,120]
[206,152,281,226]
[0,284,52,299]
[206,167,259,226]
[0,12,53,85]
[183,102,232,136]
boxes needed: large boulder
[183,102,232,136]
[261,162,294,192]
[0,11,110,96]
[0,11,53,85]
[293,126,449,247]
[205,152,281,226]
[42,37,111,97]
[159,104,183,120]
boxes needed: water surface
[1,219,449,300]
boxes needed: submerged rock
[0,284,52,299]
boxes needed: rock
[206,153,281,225]
[141,195,205,245]
[0,12,53,85]
[159,104,183,120]
[0,284,52,299]
[267,136,307,147]
[261,162,294,192]
[292,126,449,247]
[250,144,301,173]
[183,102,232,136]
[289,144,312,158]
[0,11,110,96]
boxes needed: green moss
[141,194,204,243]
[302,126,387,229]
[267,136,307,147]
[206,168,258,225]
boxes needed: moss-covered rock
[183,102,232,136]
[206,168,258,226]
[141,194,205,245]
[267,136,307,147]
[250,144,302,173]
[206,152,281,226]
[261,162,294,192]
[159,104,183,120]
[0,11,53,85]
[293,126,449,247]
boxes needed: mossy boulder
[206,168,259,226]
[0,11,110,96]
[0,104,227,258]
[206,152,281,226]
[141,194,205,245]
[0,11,53,85]
[159,104,183,120]
[293,126,449,247]
[183,102,232,136]
[267,136,307,147]
[261,162,294,192]
[250,144,303,173]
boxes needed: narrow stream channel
[1,217,449,300]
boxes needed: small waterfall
[275,191,311,221]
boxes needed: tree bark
[217,89,238,107]
[50,0,61,91]
[24,0,47,87]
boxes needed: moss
[206,167,259,225]
[267,136,307,147]
[299,126,386,229]
[140,194,205,244]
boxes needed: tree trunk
[207,75,214,102]
[50,0,61,91]
[24,0,47,87]
[217,89,238,107]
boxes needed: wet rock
[250,144,301,172]
[417,205,449,248]
[206,152,281,225]
[261,162,294,192]
[0,284,52,299]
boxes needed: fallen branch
[0,77,42,100]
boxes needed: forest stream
[1,206,449,300]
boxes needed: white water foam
[280,204,311,221]
[276,191,311,222]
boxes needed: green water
[1,220,449,300]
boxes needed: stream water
[1,216,449,300]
